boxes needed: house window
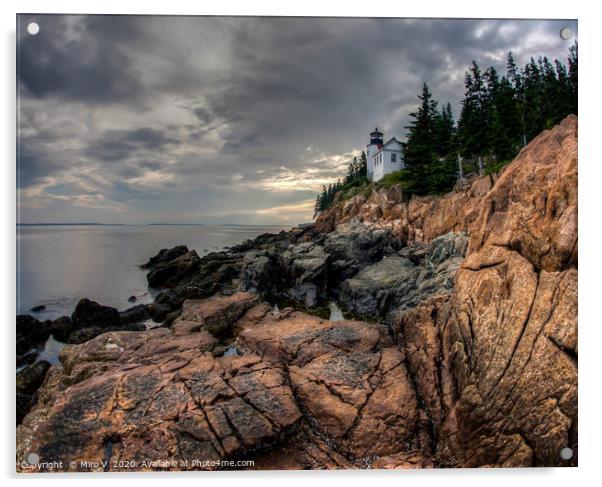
[391,153,397,163]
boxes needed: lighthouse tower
[366,127,383,181]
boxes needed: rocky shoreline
[16,115,578,470]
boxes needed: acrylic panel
[16,14,578,472]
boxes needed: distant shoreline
[17,223,297,227]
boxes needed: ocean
[17,224,290,321]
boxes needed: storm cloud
[17,15,577,224]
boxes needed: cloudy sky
[17,15,577,225]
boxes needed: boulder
[241,243,329,308]
[178,292,259,337]
[148,303,171,323]
[71,298,120,329]
[146,250,201,288]
[140,244,189,269]
[119,304,151,325]
[16,360,51,424]
[16,314,49,355]
[49,316,73,342]
[67,327,105,344]
[339,232,467,319]
[17,350,39,368]
[323,220,401,268]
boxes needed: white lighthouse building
[366,127,404,182]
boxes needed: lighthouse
[366,128,383,181]
[365,127,404,182]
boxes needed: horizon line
[16,222,305,227]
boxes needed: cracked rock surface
[17,314,302,471]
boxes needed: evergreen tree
[523,57,545,141]
[434,103,455,157]
[358,151,368,178]
[457,62,489,158]
[318,185,328,212]
[404,83,439,166]
[490,76,520,159]
[568,41,578,114]
[313,194,321,217]
[554,59,573,121]
[506,52,527,147]
[345,156,358,184]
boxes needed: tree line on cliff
[315,42,578,215]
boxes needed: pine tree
[403,83,440,194]
[313,194,321,217]
[434,103,455,157]
[491,76,520,159]
[457,62,489,158]
[345,156,358,184]
[523,57,545,141]
[554,59,570,116]
[506,52,527,147]
[318,185,328,211]
[404,83,439,167]
[568,41,578,114]
[359,151,368,178]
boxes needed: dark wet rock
[149,252,245,308]
[147,250,201,288]
[161,309,181,328]
[148,303,171,323]
[140,244,189,269]
[119,304,151,325]
[17,350,39,368]
[49,316,73,342]
[67,327,105,344]
[30,304,46,312]
[17,360,51,395]
[241,242,329,308]
[240,221,403,308]
[154,289,182,309]
[71,298,120,330]
[16,360,51,424]
[339,231,468,319]
[67,321,148,344]
[17,314,50,355]
[122,322,147,332]
[322,220,402,268]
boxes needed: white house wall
[372,146,404,182]
[366,144,377,179]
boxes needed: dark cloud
[18,15,148,106]
[17,15,577,224]
[192,107,215,124]
[85,127,179,162]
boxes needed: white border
[2,1,599,486]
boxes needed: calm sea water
[17,224,290,321]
